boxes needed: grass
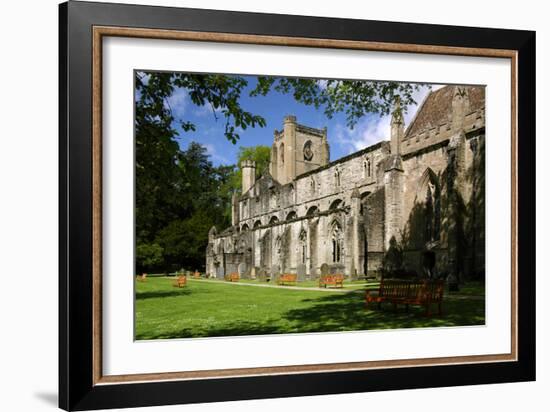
[448,281,485,297]
[135,277,485,340]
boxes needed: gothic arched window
[335,168,341,188]
[309,176,316,195]
[306,206,319,217]
[329,198,343,210]
[367,158,371,177]
[241,199,248,220]
[303,140,314,161]
[330,222,343,263]
[417,169,441,243]
[299,230,307,264]
[363,157,371,178]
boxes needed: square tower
[269,115,329,185]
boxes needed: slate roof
[405,86,485,138]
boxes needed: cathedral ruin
[206,85,486,281]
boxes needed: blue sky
[151,75,437,166]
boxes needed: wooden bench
[277,273,297,286]
[172,275,187,288]
[224,272,239,282]
[366,279,444,316]
[319,274,344,288]
[136,273,147,282]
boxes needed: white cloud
[331,84,443,155]
[165,87,189,119]
[333,115,391,155]
[193,103,223,118]
[203,143,230,165]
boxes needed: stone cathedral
[206,85,486,281]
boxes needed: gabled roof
[405,86,485,138]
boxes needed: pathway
[187,277,358,293]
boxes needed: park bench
[277,273,297,286]
[365,279,444,316]
[136,273,147,282]
[319,274,344,288]
[224,272,240,282]
[172,275,187,288]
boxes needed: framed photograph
[59,1,535,410]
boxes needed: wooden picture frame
[59,1,535,410]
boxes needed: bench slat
[278,274,297,286]
[366,279,444,316]
[319,274,344,288]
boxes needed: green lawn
[135,277,485,340]
[447,281,485,297]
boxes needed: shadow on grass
[136,289,192,300]
[283,291,485,332]
[136,321,282,340]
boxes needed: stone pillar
[231,193,239,226]
[446,130,467,283]
[305,224,311,277]
[291,222,299,271]
[448,130,467,198]
[308,218,319,278]
[241,160,256,193]
[251,227,256,269]
[321,127,330,165]
[254,228,262,271]
[283,115,297,184]
[350,189,362,279]
[451,86,470,131]
[384,155,404,249]
[344,213,354,278]
[390,97,404,155]
[320,215,330,267]
[270,140,278,181]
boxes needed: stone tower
[241,160,256,193]
[269,115,330,185]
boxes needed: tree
[226,145,272,194]
[237,146,271,177]
[251,77,423,129]
[136,243,164,273]
[156,210,215,271]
